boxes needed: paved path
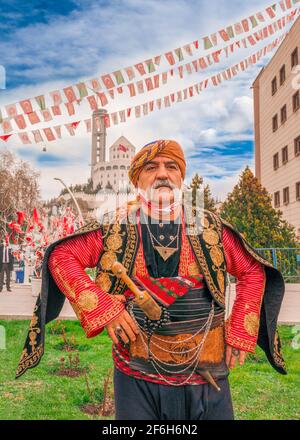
[0,282,299,324]
[0,283,76,320]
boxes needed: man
[0,239,13,292]
[16,140,286,420]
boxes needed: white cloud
[0,0,293,201]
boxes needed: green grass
[0,320,299,420]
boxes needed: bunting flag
[50,90,62,106]
[35,95,46,111]
[4,32,286,145]
[0,134,13,142]
[18,132,31,144]
[63,86,77,102]
[1,2,299,128]
[43,127,55,141]
[28,111,40,124]
[32,130,43,143]
[20,100,33,114]
[53,125,62,139]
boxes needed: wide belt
[126,285,229,379]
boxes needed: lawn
[0,320,299,420]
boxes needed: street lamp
[54,177,84,224]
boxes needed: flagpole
[54,177,84,225]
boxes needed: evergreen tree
[188,173,217,213]
[220,166,298,248]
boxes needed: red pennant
[71,121,80,129]
[0,134,12,142]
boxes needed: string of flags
[0,0,299,134]
[0,32,286,145]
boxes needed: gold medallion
[100,251,117,270]
[200,216,209,229]
[77,290,99,312]
[106,233,122,251]
[210,245,224,267]
[95,272,112,292]
[203,229,220,245]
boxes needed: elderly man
[16,139,286,420]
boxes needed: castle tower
[91,109,107,168]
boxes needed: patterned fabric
[16,208,286,379]
[128,139,186,186]
[45,216,266,385]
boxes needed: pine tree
[188,173,217,213]
[220,166,298,248]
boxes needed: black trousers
[114,367,234,420]
[0,263,11,290]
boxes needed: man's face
[137,155,182,204]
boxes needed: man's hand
[106,295,139,345]
[225,345,247,369]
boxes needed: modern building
[90,109,136,192]
[253,16,300,241]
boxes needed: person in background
[0,239,14,292]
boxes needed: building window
[291,47,298,69]
[274,191,280,208]
[296,182,300,201]
[282,146,288,164]
[293,90,300,112]
[272,114,278,132]
[273,152,279,170]
[283,187,289,205]
[280,65,286,85]
[280,105,287,124]
[295,135,300,156]
[271,77,277,95]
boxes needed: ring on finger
[232,348,240,357]
[115,326,123,335]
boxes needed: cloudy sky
[0,0,295,201]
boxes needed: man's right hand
[106,308,140,345]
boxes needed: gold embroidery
[100,251,118,271]
[70,302,83,320]
[200,216,209,229]
[95,272,112,292]
[203,228,220,246]
[188,262,200,276]
[210,245,224,267]
[77,290,99,312]
[244,312,259,337]
[217,270,225,292]
[106,233,123,251]
[52,261,76,300]
[15,301,43,378]
[186,208,226,306]
[84,302,124,334]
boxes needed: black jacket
[0,245,14,271]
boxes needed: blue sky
[0,0,294,200]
